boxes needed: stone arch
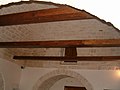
[0,72,4,90]
[33,69,93,90]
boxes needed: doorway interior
[65,86,87,90]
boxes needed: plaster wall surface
[0,73,4,90]
[19,67,120,90]
[50,77,84,90]
[0,58,21,90]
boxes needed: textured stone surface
[0,2,120,69]
[0,2,57,65]
[0,2,58,15]
[30,19,120,41]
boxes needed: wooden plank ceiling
[0,6,94,26]
[0,2,120,61]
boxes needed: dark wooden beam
[0,7,93,26]
[0,39,120,48]
[65,47,77,57]
[13,56,120,61]
[65,47,77,62]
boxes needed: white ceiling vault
[0,1,120,69]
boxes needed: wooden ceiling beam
[0,6,93,26]
[65,47,77,57]
[65,47,77,61]
[0,39,120,48]
[13,56,120,61]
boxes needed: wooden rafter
[0,39,120,48]
[0,6,93,26]
[13,45,120,61]
[65,47,77,57]
[65,47,77,62]
[13,56,120,61]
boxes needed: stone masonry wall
[0,2,120,69]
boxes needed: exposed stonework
[0,1,120,69]
[0,1,58,65]
[33,69,93,90]
[30,19,120,41]
[0,25,33,65]
[0,1,58,15]
[24,47,120,70]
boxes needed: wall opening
[33,69,93,90]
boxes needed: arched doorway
[33,69,93,90]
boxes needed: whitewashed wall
[19,68,56,90]
[0,72,4,90]
[19,67,120,90]
[50,77,84,90]
[0,58,21,90]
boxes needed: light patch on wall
[114,66,120,78]
[116,70,120,77]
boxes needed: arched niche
[33,69,93,90]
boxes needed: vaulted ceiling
[0,1,120,69]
